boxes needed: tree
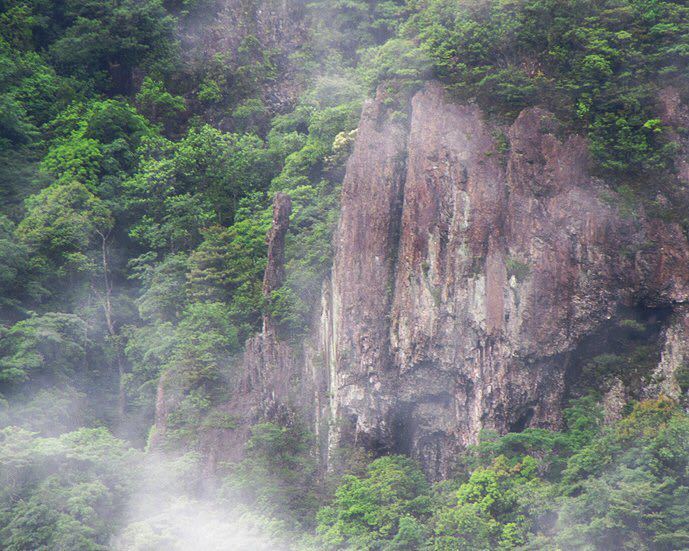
[432,456,541,550]
[0,36,68,157]
[13,181,129,416]
[0,427,140,550]
[125,125,274,251]
[131,252,189,323]
[316,455,431,549]
[41,99,153,200]
[0,313,88,390]
[48,0,177,93]
[153,301,239,447]
[186,200,272,338]
[135,77,185,132]
[16,181,113,282]
[0,216,28,315]
[222,422,318,522]
[553,399,689,551]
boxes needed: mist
[111,452,294,551]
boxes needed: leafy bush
[316,455,431,549]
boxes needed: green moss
[430,285,441,307]
[506,256,530,283]
[584,344,660,387]
[492,130,510,160]
[618,319,646,333]
[616,185,640,219]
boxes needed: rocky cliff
[194,83,689,479]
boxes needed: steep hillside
[3,0,689,548]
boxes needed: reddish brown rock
[327,86,410,451]
[177,82,689,480]
[321,83,689,479]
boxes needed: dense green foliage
[410,0,689,175]
[312,397,689,551]
[5,396,689,549]
[0,427,140,549]
[1,0,689,548]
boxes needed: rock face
[203,0,307,58]
[318,83,689,479]
[186,83,689,479]
[227,192,296,418]
[328,91,409,452]
[180,0,308,121]
[648,306,689,400]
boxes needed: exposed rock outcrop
[648,306,689,400]
[318,83,689,478]
[183,0,308,116]
[328,89,409,452]
[167,83,689,479]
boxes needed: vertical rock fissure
[261,192,292,337]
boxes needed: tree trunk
[97,230,127,421]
